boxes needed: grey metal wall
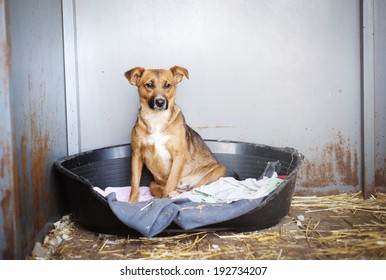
[374,0,386,192]
[0,0,16,260]
[68,0,368,195]
[0,0,67,259]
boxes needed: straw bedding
[30,192,386,260]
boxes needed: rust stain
[1,0,11,89]
[0,189,16,259]
[0,140,12,180]
[375,156,386,192]
[332,132,359,186]
[15,79,53,251]
[0,141,16,259]
[0,143,10,178]
[19,132,31,251]
[294,188,343,196]
[363,180,376,199]
[10,115,21,259]
[0,156,3,178]
[20,133,28,217]
[297,131,359,189]
[30,112,51,231]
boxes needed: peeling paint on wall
[296,131,359,195]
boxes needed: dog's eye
[145,82,154,89]
[164,82,171,89]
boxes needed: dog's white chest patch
[143,130,170,162]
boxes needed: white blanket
[174,173,283,204]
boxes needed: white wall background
[73,0,361,150]
[68,0,369,192]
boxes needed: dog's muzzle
[149,96,168,111]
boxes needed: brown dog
[124,66,226,202]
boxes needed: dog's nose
[154,97,166,108]
[149,95,168,110]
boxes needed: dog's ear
[124,67,145,86]
[170,66,189,83]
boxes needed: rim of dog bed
[54,140,304,235]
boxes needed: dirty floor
[30,192,386,260]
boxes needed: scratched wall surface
[73,0,364,194]
[6,0,67,259]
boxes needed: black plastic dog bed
[55,140,303,236]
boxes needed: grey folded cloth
[107,193,265,237]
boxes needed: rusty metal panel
[295,131,360,195]
[7,0,68,258]
[0,0,17,260]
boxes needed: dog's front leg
[163,155,186,198]
[129,152,143,202]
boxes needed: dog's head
[124,66,189,111]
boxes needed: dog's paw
[128,194,139,203]
[168,191,180,198]
[176,184,194,192]
[149,181,164,198]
